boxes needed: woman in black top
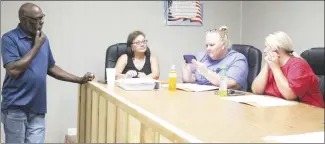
[115,31,160,79]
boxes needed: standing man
[1,3,95,143]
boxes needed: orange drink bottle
[168,65,177,91]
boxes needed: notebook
[220,95,297,107]
[116,78,160,91]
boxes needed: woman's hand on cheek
[265,52,280,69]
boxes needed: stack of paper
[263,131,324,143]
[161,83,218,92]
[220,95,297,107]
[116,78,160,91]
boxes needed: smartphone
[183,55,197,63]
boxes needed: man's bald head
[18,3,44,36]
[18,3,42,19]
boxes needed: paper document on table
[116,78,160,91]
[220,95,297,107]
[161,83,218,92]
[263,131,324,143]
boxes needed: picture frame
[164,0,203,26]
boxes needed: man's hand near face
[3,30,46,79]
[33,30,45,49]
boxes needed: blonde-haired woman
[251,31,324,108]
[182,26,249,91]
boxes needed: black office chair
[105,43,127,81]
[300,47,324,101]
[231,44,262,92]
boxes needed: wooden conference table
[76,81,324,143]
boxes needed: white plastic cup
[106,68,116,86]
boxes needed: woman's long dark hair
[126,31,151,57]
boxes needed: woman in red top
[251,31,324,108]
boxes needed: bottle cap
[221,65,226,70]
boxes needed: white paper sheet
[161,83,218,92]
[220,95,297,107]
[263,131,324,143]
[116,78,156,85]
[116,78,159,91]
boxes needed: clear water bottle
[218,65,228,96]
[168,65,177,91]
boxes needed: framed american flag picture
[164,0,203,26]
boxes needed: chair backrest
[317,75,325,101]
[231,44,262,92]
[105,43,127,81]
[300,47,324,75]
[300,47,325,100]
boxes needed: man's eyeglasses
[23,14,45,23]
[132,40,148,45]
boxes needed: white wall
[1,1,242,142]
[1,1,324,143]
[242,1,324,55]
